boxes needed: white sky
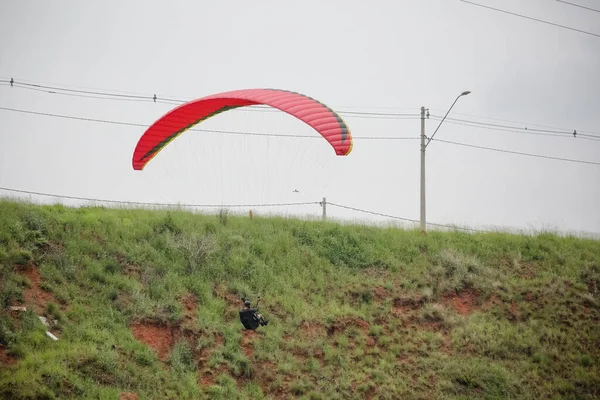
[1,0,599,235]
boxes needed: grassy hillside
[0,199,599,399]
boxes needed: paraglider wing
[132,88,353,170]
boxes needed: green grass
[0,198,599,399]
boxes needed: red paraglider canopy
[132,88,353,170]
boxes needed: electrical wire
[0,106,420,141]
[459,0,600,38]
[326,202,487,232]
[556,0,600,13]
[2,105,598,166]
[4,77,597,137]
[0,186,318,208]
[0,185,486,233]
[427,107,600,136]
[0,79,421,119]
[3,78,600,163]
[4,82,157,103]
[433,138,600,166]
[428,114,600,141]
[1,78,420,112]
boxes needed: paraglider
[131,88,353,170]
[239,297,269,331]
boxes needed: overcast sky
[1,0,599,235]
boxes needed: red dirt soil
[327,316,370,337]
[199,362,230,387]
[181,294,197,315]
[17,265,56,314]
[392,295,427,315]
[180,293,199,328]
[131,322,178,361]
[373,286,389,302]
[130,295,203,361]
[299,320,327,338]
[508,302,522,321]
[241,329,259,357]
[483,294,503,309]
[442,290,480,315]
[0,344,16,366]
[212,283,246,322]
[130,293,230,376]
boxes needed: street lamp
[420,91,471,234]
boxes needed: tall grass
[0,199,599,399]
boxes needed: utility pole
[420,106,426,234]
[419,91,471,235]
[293,189,325,221]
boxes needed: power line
[430,114,591,136]
[0,185,486,232]
[433,138,600,166]
[556,0,600,13]
[427,107,600,136]
[0,79,421,120]
[328,202,418,223]
[4,77,598,137]
[327,202,487,232]
[2,82,157,103]
[0,106,420,141]
[428,114,600,141]
[10,83,597,140]
[0,105,145,127]
[6,79,599,141]
[459,0,600,38]
[0,77,420,113]
[2,105,598,166]
[0,186,319,208]
[10,81,152,100]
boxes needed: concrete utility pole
[293,189,326,221]
[420,106,427,234]
[420,91,471,234]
